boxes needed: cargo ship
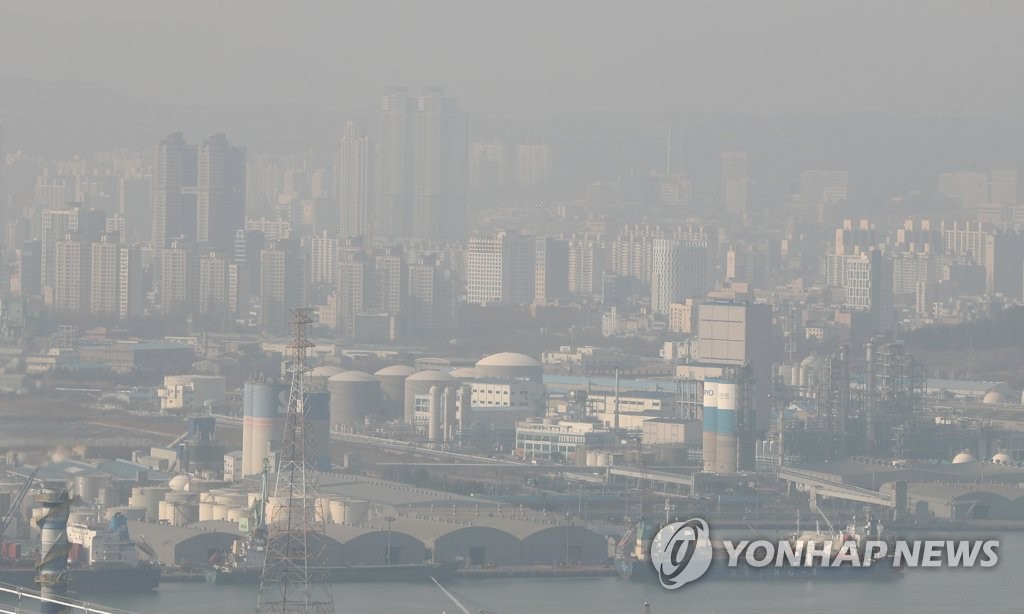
[615,513,902,583]
[0,512,160,594]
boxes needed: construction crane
[0,469,37,545]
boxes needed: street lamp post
[384,515,396,566]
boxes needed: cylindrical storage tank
[716,380,738,474]
[306,391,331,470]
[428,385,442,442]
[374,365,417,421]
[199,501,215,521]
[328,371,383,429]
[245,382,288,478]
[702,380,719,472]
[143,487,169,522]
[316,497,333,524]
[586,450,597,466]
[227,507,248,522]
[74,475,105,502]
[212,504,230,521]
[444,386,458,443]
[474,352,543,382]
[309,366,345,392]
[329,500,345,525]
[334,499,369,525]
[404,370,455,424]
[266,497,287,524]
[597,452,611,467]
[242,382,254,476]
[459,384,473,436]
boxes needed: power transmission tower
[257,308,334,613]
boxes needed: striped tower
[715,380,738,474]
[35,490,73,614]
[701,380,719,472]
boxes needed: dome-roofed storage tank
[374,365,417,421]
[308,366,345,391]
[404,370,455,423]
[328,371,382,428]
[952,450,976,464]
[474,352,543,382]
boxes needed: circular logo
[650,518,713,589]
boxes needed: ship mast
[257,308,334,613]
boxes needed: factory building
[514,418,616,462]
[157,375,226,411]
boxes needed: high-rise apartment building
[152,133,198,248]
[413,88,468,242]
[118,245,144,319]
[721,152,751,214]
[196,134,246,253]
[259,240,305,334]
[377,88,415,237]
[466,230,534,305]
[339,120,370,238]
[516,143,550,187]
[89,235,120,316]
[650,238,709,314]
[54,236,84,312]
[534,237,569,305]
[160,240,191,314]
[197,250,235,328]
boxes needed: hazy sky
[2,0,1023,119]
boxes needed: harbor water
[3,533,1018,613]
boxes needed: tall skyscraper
[198,250,235,328]
[197,134,246,253]
[516,143,550,187]
[335,248,368,337]
[413,88,468,241]
[377,88,415,237]
[339,120,370,238]
[152,133,198,248]
[721,152,751,214]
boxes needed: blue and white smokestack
[35,489,72,614]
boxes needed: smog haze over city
[1,2,1023,613]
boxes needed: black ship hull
[0,564,161,594]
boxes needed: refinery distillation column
[257,308,335,613]
[36,490,72,614]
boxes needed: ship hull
[0,564,161,593]
[206,561,459,585]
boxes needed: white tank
[212,504,230,521]
[227,508,248,522]
[199,501,215,522]
[316,497,333,524]
[329,500,345,525]
[333,499,369,525]
[428,385,442,442]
